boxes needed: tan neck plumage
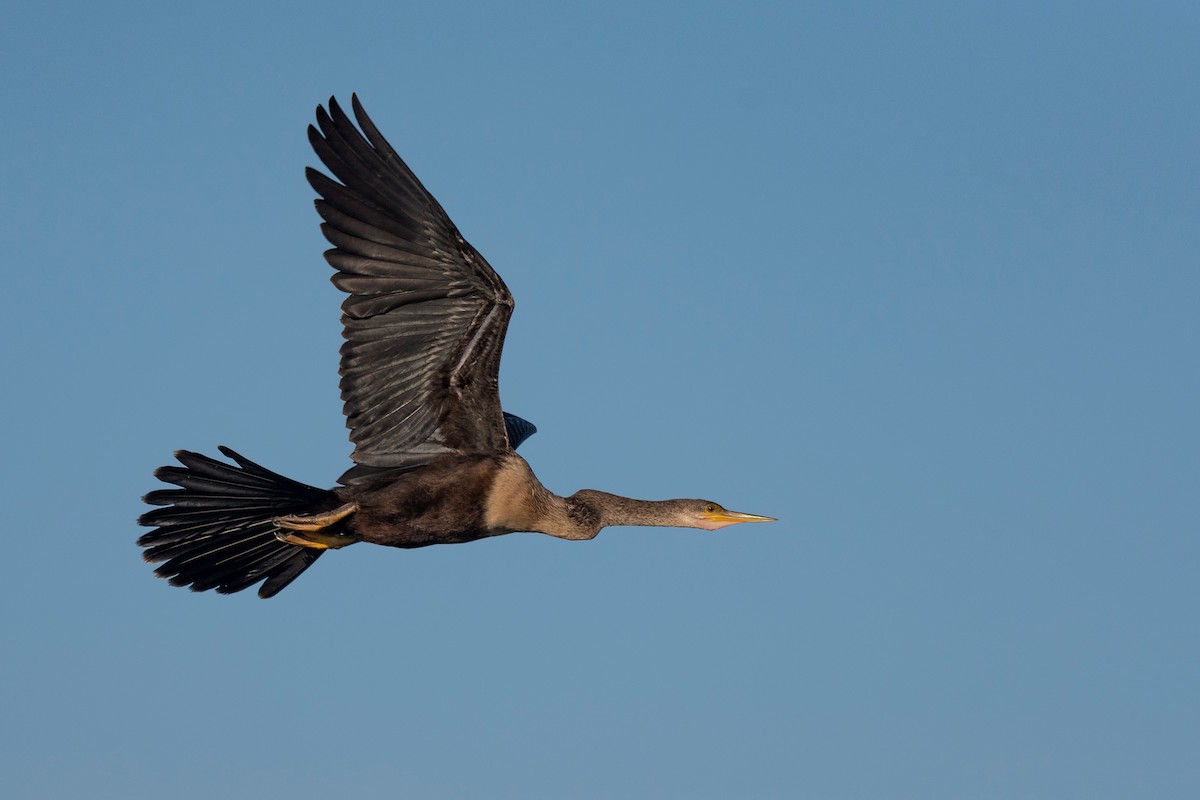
[484,455,696,541]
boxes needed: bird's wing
[308,95,515,470]
[503,412,538,450]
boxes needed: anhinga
[138,96,774,598]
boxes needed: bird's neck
[484,455,685,540]
[547,490,685,540]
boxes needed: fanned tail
[138,446,338,598]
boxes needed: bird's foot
[275,503,357,532]
[273,503,358,549]
[275,529,356,550]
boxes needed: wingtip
[304,165,323,192]
[327,95,346,121]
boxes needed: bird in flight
[138,95,774,598]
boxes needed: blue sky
[3,1,1197,798]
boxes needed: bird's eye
[705,504,717,513]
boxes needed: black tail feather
[138,447,337,598]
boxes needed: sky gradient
[3,2,1198,798]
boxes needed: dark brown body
[335,454,533,548]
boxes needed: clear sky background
[2,2,1197,798]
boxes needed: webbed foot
[273,503,358,550]
[275,529,356,550]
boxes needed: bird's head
[688,500,776,531]
[564,490,775,535]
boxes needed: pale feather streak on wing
[307,95,515,468]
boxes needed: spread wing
[307,95,515,471]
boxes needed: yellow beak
[701,508,777,526]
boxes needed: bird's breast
[482,454,555,534]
